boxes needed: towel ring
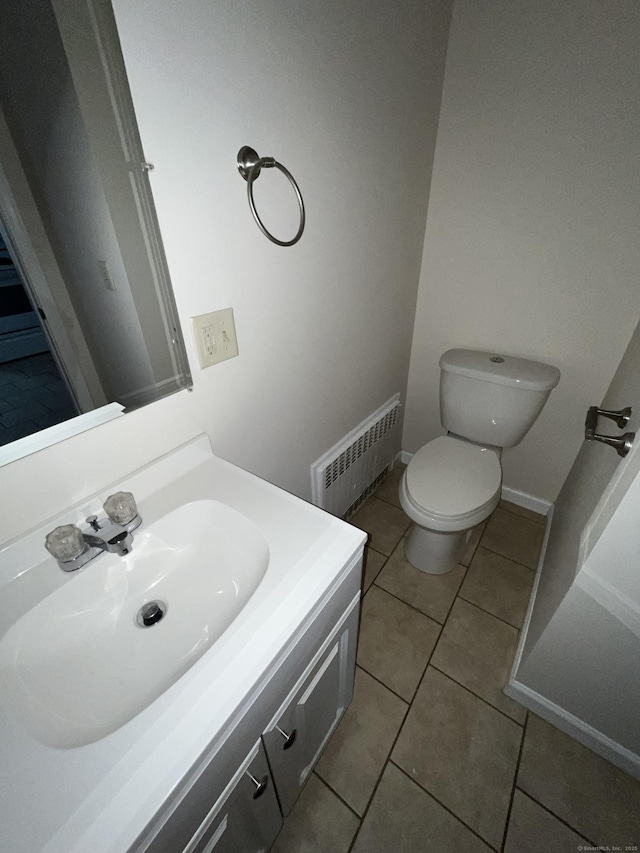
[237,146,305,247]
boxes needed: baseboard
[504,678,640,780]
[399,450,413,466]
[501,485,553,517]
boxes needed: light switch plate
[191,308,239,368]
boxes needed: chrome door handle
[585,406,635,457]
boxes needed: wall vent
[311,394,402,519]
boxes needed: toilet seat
[400,436,502,532]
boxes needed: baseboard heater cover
[311,394,401,519]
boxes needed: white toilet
[399,349,560,575]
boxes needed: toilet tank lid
[440,349,560,391]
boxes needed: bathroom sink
[0,499,269,748]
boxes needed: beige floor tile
[350,497,411,556]
[375,540,466,624]
[315,667,407,816]
[459,546,535,628]
[271,773,359,853]
[392,667,522,849]
[481,507,545,569]
[374,464,405,509]
[361,547,387,593]
[499,499,547,525]
[352,763,492,853]
[460,522,485,567]
[518,714,640,846]
[430,598,525,723]
[357,586,440,700]
[504,789,590,853]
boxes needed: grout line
[456,593,523,632]
[500,711,528,851]
[354,663,413,705]
[498,502,547,527]
[370,580,447,626]
[366,543,389,559]
[390,760,501,853]
[512,785,596,847]
[345,700,413,853]
[428,663,525,728]
[347,577,448,853]
[476,540,539,574]
[312,771,362,822]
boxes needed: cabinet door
[183,740,282,853]
[262,601,359,815]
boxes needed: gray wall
[0,0,154,403]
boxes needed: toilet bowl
[400,349,560,574]
[399,436,502,573]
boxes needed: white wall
[403,0,640,501]
[0,0,452,544]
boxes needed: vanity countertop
[0,436,366,853]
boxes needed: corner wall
[403,0,640,501]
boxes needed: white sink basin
[0,499,269,748]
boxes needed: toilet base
[404,523,470,575]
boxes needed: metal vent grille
[324,407,399,490]
[311,394,401,518]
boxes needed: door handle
[585,406,635,458]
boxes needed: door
[514,316,640,762]
[262,600,359,815]
[142,740,282,853]
[185,742,282,853]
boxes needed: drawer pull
[245,771,269,799]
[275,725,297,750]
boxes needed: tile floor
[272,466,640,853]
[0,352,77,446]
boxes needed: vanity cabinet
[133,568,361,853]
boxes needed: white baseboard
[501,485,552,517]
[399,450,413,465]
[505,678,640,780]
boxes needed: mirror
[0,0,191,466]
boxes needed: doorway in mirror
[0,227,77,447]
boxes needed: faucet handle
[103,491,138,526]
[45,524,85,562]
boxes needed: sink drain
[137,600,167,627]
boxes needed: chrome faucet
[45,491,142,572]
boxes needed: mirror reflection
[0,0,191,463]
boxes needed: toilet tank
[439,349,560,447]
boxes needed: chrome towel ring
[237,146,305,247]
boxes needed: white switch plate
[191,308,239,368]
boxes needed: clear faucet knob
[103,491,138,525]
[45,524,85,562]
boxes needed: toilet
[399,349,560,574]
